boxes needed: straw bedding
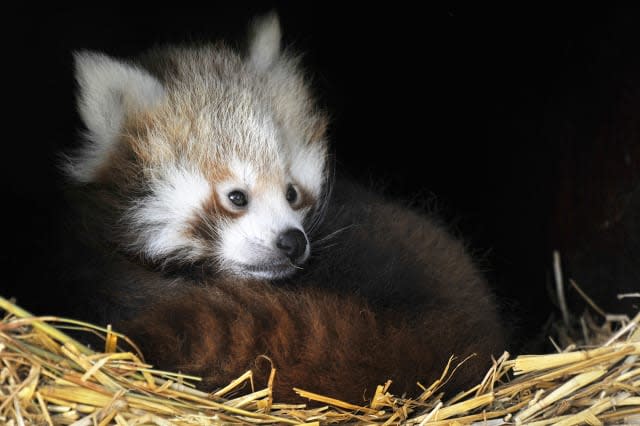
[0,290,638,425]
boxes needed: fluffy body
[61,14,505,403]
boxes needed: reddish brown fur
[121,280,501,403]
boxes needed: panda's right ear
[247,12,281,72]
[66,51,165,183]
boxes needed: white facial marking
[129,166,210,260]
[217,184,309,279]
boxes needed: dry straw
[0,292,639,425]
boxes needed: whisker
[309,242,340,253]
[312,223,358,246]
[287,259,305,270]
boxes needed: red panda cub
[62,14,505,403]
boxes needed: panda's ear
[67,51,165,182]
[248,12,281,71]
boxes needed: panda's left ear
[66,51,166,183]
[248,12,281,71]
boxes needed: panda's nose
[276,228,308,262]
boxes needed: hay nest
[0,288,639,425]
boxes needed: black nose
[276,229,308,261]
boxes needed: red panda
[61,13,505,403]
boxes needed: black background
[3,4,640,347]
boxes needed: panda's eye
[286,184,298,204]
[228,190,248,207]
